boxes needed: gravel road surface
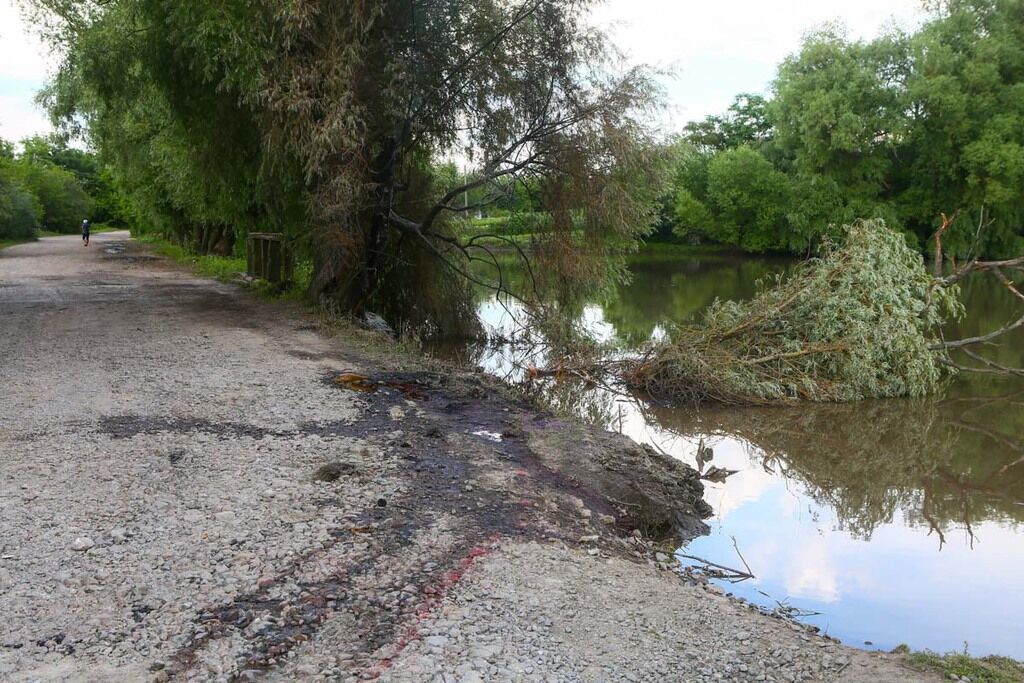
[0,233,939,682]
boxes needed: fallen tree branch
[678,553,755,582]
[930,310,1024,350]
[958,347,1024,378]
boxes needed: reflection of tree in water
[645,393,1024,545]
[601,257,789,347]
[525,379,621,428]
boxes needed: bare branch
[931,312,1024,350]
[933,210,959,277]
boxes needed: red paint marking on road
[364,537,501,679]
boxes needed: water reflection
[652,396,1024,543]
[429,250,1024,658]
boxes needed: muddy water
[429,251,1024,659]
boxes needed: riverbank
[0,232,946,682]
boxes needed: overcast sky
[0,0,927,143]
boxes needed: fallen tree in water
[623,218,1024,405]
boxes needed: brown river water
[428,250,1024,658]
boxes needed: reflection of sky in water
[617,408,1024,657]
[435,258,1024,658]
[671,435,1024,656]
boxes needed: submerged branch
[930,310,1024,351]
[678,553,755,582]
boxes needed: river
[429,248,1024,659]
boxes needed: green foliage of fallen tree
[626,220,965,404]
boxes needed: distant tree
[683,93,772,153]
[0,146,41,239]
[682,116,730,154]
[672,188,713,241]
[19,134,126,224]
[770,5,1024,257]
[646,139,708,242]
[15,161,93,233]
[770,28,908,207]
[898,0,1024,256]
[704,147,791,252]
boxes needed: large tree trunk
[211,225,235,256]
[309,216,376,316]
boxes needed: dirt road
[0,233,938,682]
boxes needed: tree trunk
[190,224,204,252]
[309,218,375,316]
[212,227,235,256]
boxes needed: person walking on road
[81,218,91,246]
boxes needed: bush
[0,167,41,240]
[673,187,713,241]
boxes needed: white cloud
[593,0,927,122]
[784,538,841,603]
[0,0,54,141]
[0,92,50,141]
[0,0,929,142]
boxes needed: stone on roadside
[70,537,94,552]
[425,635,449,648]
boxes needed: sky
[0,0,927,143]
[0,1,54,142]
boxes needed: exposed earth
[0,232,941,682]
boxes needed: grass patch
[136,233,312,301]
[139,235,247,282]
[898,646,1024,683]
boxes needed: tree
[19,134,126,225]
[13,148,93,234]
[666,2,1024,259]
[704,147,791,252]
[770,28,908,212]
[15,164,92,234]
[672,187,712,242]
[683,93,772,153]
[28,0,665,332]
[768,5,1024,257]
[899,0,1024,257]
[0,147,41,240]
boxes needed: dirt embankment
[0,233,939,682]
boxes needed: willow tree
[26,0,664,333]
